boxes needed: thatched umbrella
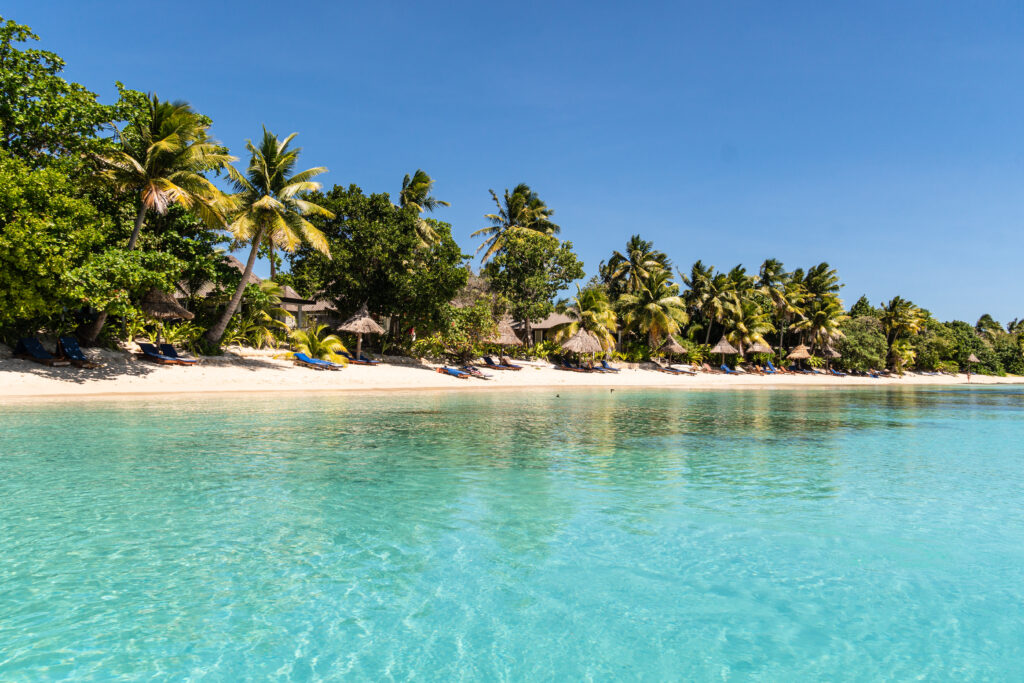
[710,335,739,365]
[787,344,811,360]
[488,315,523,347]
[139,288,194,345]
[659,335,686,357]
[338,304,385,360]
[747,340,773,355]
[561,329,604,361]
[967,352,979,382]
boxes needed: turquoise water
[2,387,1023,680]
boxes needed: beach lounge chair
[57,336,99,368]
[499,356,523,370]
[159,343,198,365]
[829,368,847,377]
[766,360,785,374]
[673,364,698,375]
[437,366,470,379]
[762,363,777,374]
[138,342,192,366]
[556,358,585,372]
[601,360,621,372]
[653,360,684,374]
[339,351,380,366]
[720,364,740,375]
[701,363,720,374]
[358,352,382,364]
[14,338,71,367]
[484,356,513,370]
[293,352,342,370]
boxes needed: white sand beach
[1,346,1020,400]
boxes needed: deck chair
[57,336,98,368]
[159,344,198,364]
[720,364,740,375]
[437,366,470,379]
[293,352,342,370]
[14,338,71,367]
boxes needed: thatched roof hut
[659,336,686,355]
[747,341,773,355]
[140,288,194,321]
[338,304,385,359]
[488,315,523,347]
[710,336,739,355]
[560,329,603,355]
[822,345,841,359]
[787,344,811,360]
[967,353,980,363]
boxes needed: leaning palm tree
[723,296,775,356]
[605,235,671,295]
[86,94,234,342]
[879,296,925,367]
[472,183,558,263]
[289,324,348,364]
[618,270,689,349]
[792,295,849,352]
[204,129,334,344]
[399,169,449,247]
[553,286,618,352]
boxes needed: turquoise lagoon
[1,387,1023,679]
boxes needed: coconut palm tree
[800,262,842,298]
[686,268,736,344]
[723,296,775,356]
[553,286,618,352]
[86,94,234,342]
[204,128,334,344]
[605,235,671,295]
[289,324,348,363]
[880,296,924,347]
[792,295,848,352]
[472,183,558,263]
[399,169,449,247]
[618,270,689,349]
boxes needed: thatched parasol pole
[339,304,386,360]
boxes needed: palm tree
[399,169,449,247]
[800,262,842,298]
[723,297,775,356]
[86,94,234,342]
[757,260,806,360]
[289,324,347,363]
[880,296,924,352]
[975,314,1003,341]
[605,235,670,295]
[686,268,735,344]
[204,129,334,344]
[792,295,848,352]
[553,286,618,352]
[618,270,689,349]
[472,183,558,263]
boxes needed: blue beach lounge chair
[159,344,198,364]
[601,360,621,372]
[138,342,194,366]
[58,336,99,368]
[720,363,740,375]
[483,356,508,370]
[437,366,470,379]
[293,352,342,370]
[766,360,784,374]
[829,368,847,377]
[339,351,379,366]
[14,338,71,367]
[358,352,382,364]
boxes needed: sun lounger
[829,368,847,377]
[460,365,492,379]
[720,364,741,375]
[701,362,721,374]
[159,343,198,364]
[56,336,99,368]
[766,360,786,374]
[653,360,685,374]
[556,358,585,372]
[762,363,777,374]
[293,352,343,370]
[437,366,470,379]
[672,364,698,375]
[137,342,192,366]
[498,356,523,370]
[358,352,382,364]
[14,338,71,367]
[339,351,381,365]
[601,360,621,372]
[484,356,514,370]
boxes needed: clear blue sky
[9,1,1024,322]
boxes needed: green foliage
[483,230,583,335]
[619,269,689,348]
[0,151,108,333]
[837,316,887,372]
[66,248,183,318]
[553,285,617,351]
[848,295,877,318]
[410,297,496,362]
[473,183,559,263]
[807,355,825,369]
[289,324,347,362]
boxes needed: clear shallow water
[1,387,1023,680]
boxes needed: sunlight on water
[2,387,1023,679]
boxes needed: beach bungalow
[513,312,575,345]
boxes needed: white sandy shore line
[1,349,1021,400]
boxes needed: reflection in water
[1,387,1023,679]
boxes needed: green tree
[482,230,583,341]
[618,269,689,349]
[553,285,618,351]
[204,129,333,344]
[723,295,775,356]
[879,296,925,369]
[837,316,888,372]
[399,169,449,246]
[792,295,848,351]
[473,183,559,263]
[848,294,877,318]
[603,235,670,296]
[289,323,347,362]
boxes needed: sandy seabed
[1,347,1020,401]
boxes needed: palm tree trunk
[82,202,148,343]
[126,200,148,251]
[269,245,276,280]
[204,234,261,344]
[704,321,712,345]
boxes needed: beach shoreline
[2,351,1020,401]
